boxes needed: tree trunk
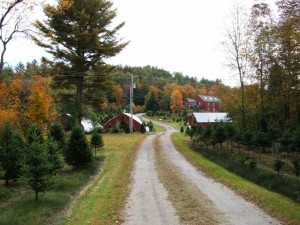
[35,190,38,201]
[76,75,84,123]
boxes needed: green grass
[0,133,146,225]
[171,132,300,225]
[65,133,146,225]
[142,114,183,131]
[0,159,102,225]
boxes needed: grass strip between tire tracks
[65,133,146,225]
[172,132,300,225]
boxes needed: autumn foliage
[0,76,55,132]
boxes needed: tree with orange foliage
[170,90,183,112]
[144,85,161,103]
[25,77,56,129]
[112,84,123,106]
[0,78,22,129]
[179,84,196,98]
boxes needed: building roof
[192,112,229,123]
[81,118,102,132]
[198,95,221,103]
[185,98,197,103]
[123,113,143,124]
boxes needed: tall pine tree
[32,0,128,122]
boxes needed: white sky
[5,0,277,86]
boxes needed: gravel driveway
[122,118,281,225]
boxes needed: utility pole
[130,74,133,134]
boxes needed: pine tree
[0,126,24,185]
[49,122,65,151]
[90,131,104,157]
[24,139,51,201]
[46,138,63,175]
[64,126,92,166]
[32,0,128,122]
[27,124,44,145]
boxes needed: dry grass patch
[154,137,225,225]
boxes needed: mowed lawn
[0,133,145,225]
[65,133,146,225]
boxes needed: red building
[103,112,142,132]
[195,95,220,112]
[189,112,229,128]
[183,98,198,109]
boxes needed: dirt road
[122,118,281,225]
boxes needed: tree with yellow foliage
[0,78,22,129]
[25,77,56,129]
[112,84,123,106]
[170,90,183,112]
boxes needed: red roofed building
[195,95,221,112]
[103,112,142,132]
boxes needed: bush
[64,126,92,167]
[90,131,104,157]
[180,126,184,133]
[273,158,285,176]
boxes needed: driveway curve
[122,117,281,225]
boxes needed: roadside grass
[172,132,300,225]
[0,159,103,225]
[142,114,182,131]
[65,133,146,225]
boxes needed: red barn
[183,98,198,109]
[195,95,221,112]
[103,112,142,132]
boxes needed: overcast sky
[5,0,277,86]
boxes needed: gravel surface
[122,134,180,225]
[122,117,281,225]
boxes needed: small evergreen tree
[46,138,64,175]
[120,118,130,133]
[279,131,293,156]
[180,126,184,133]
[273,158,285,176]
[27,124,44,145]
[214,125,226,149]
[292,158,300,181]
[0,126,24,185]
[24,139,51,201]
[90,131,104,157]
[49,122,65,151]
[140,123,146,133]
[64,126,92,166]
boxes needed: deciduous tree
[0,0,35,73]
[170,90,183,112]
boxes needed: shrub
[180,126,184,133]
[64,126,92,167]
[90,131,104,157]
[273,159,285,176]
